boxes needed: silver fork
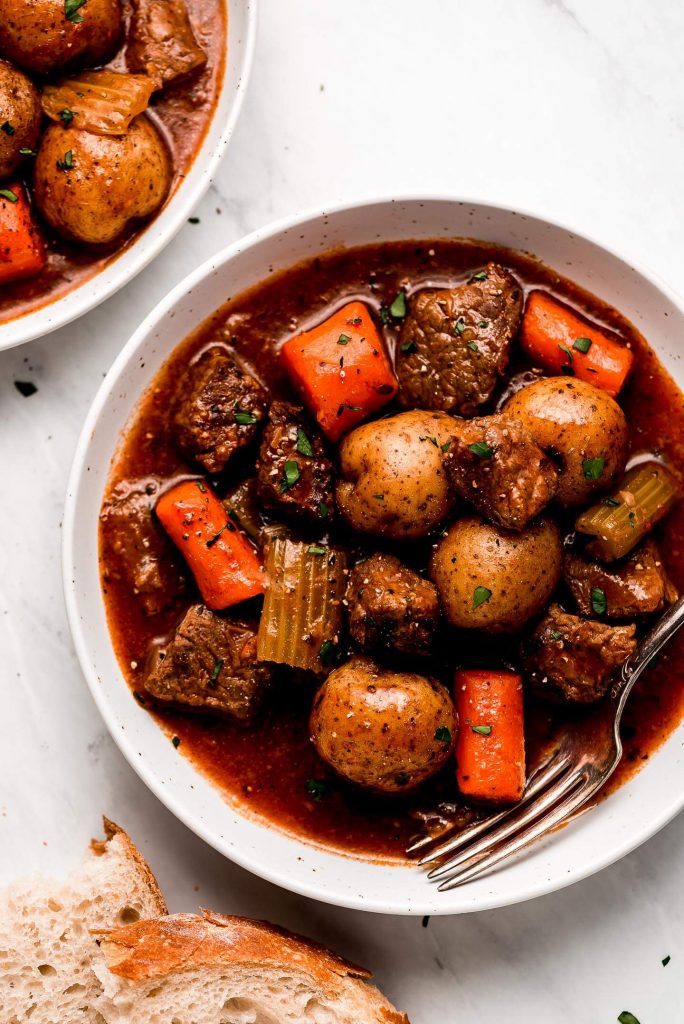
[409,594,684,890]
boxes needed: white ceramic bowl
[64,197,684,915]
[0,0,257,352]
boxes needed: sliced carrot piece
[156,479,265,611]
[454,669,525,805]
[521,290,634,397]
[0,183,46,285]
[280,300,397,443]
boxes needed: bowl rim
[63,193,684,915]
[0,0,258,353]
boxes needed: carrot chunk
[454,669,525,805]
[280,301,398,443]
[156,479,265,611]
[521,290,634,397]
[0,183,46,285]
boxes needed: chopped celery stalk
[222,479,263,543]
[257,536,348,672]
[575,461,678,561]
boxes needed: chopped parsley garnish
[280,460,300,492]
[318,501,329,518]
[549,630,563,641]
[583,457,605,480]
[19,147,36,156]
[307,545,326,555]
[14,380,37,396]
[296,427,314,456]
[473,585,492,609]
[573,337,593,353]
[0,189,18,203]
[419,435,439,448]
[617,1013,641,1024]
[389,290,407,318]
[373,493,384,501]
[65,0,86,22]
[196,480,207,493]
[467,341,479,351]
[468,441,493,458]
[56,149,74,170]
[337,333,351,345]
[454,316,466,334]
[206,523,229,548]
[188,216,200,224]
[347,316,362,325]
[1,121,15,136]
[478,320,489,328]
[470,270,488,281]
[400,339,416,353]
[591,587,607,615]
[662,955,671,967]
[234,410,257,425]
[434,726,452,743]
[318,639,337,666]
[306,778,327,801]
[210,659,224,684]
[133,690,146,706]
[558,342,574,365]
[60,108,75,124]
[471,724,492,736]
[441,441,451,453]
[603,496,621,507]
[171,735,181,749]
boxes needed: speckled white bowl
[0,0,256,352]
[63,196,684,915]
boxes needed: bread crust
[91,816,168,918]
[100,910,409,1023]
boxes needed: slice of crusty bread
[0,818,167,1024]
[93,910,410,1024]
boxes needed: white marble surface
[1,0,684,1020]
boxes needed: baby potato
[0,0,122,76]
[33,116,172,246]
[430,515,562,633]
[310,656,456,795]
[503,377,628,507]
[0,59,41,178]
[336,410,458,539]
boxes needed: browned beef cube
[522,604,637,703]
[174,348,268,474]
[564,540,678,620]
[144,604,271,721]
[397,263,523,416]
[346,553,440,657]
[256,401,334,523]
[443,414,558,530]
[127,0,207,88]
[100,478,185,616]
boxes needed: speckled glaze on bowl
[0,0,257,352]
[63,197,684,915]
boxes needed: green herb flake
[0,189,18,203]
[206,523,228,548]
[558,342,574,365]
[400,339,416,354]
[373,493,384,501]
[470,270,488,282]
[307,545,326,556]
[132,690,146,706]
[1,121,15,136]
[454,316,466,334]
[467,341,479,352]
[210,658,224,683]
[468,441,493,458]
[473,585,492,609]
[196,480,207,493]
[434,726,452,743]
[234,410,257,426]
[389,290,407,319]
[64,0,86,22]
[171,735,181,749]
[583,457,605,481]
[280,460,300,492]
[662,955,671,967]
[478,320,489,328]
[618,1013,641,1024]
[471,724,492,736]
[19,147,36,156]
[603,496,621,507]
[441,441,451,453]
[56,149,74,170]
[60,108,75,124]
[306,778,327,801]
[591,587,607,615]
[337,333,351,345]
[573,337,593,353]
[549,630,563,641]
[419,435,439,448]
[318,501,329,519]
[347,316,362,325]
[318,639,337,666]
[296,427,314,456]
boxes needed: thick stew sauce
[100,240,684,860]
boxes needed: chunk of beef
[256,401,334,523]
[346,553,440,657]
[443,414,558,530]
[100,478,185,616]
[174,347,268,475]
[564,539,677,620]
[127,0,207,88]
[145,604,271,721]
[397,263,524,416]
[522,604,637,703]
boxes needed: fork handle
[613,593,684,717]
